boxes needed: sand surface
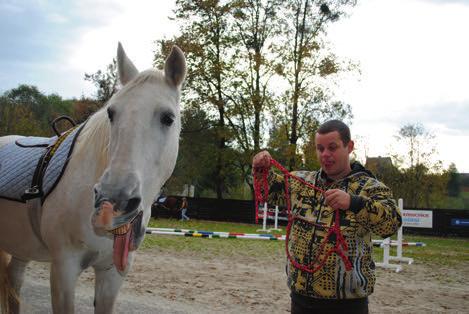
[17,245,469,314]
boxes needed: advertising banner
[402,210,433,228]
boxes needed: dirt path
[19,248,468,313]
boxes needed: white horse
[0,42,186,313]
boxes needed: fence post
[388,198,414,265]
[274,205,279,230]
[257,202,269,232]
[268,205,282,232]
[376,237,402,272]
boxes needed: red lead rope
[253,159,353,273]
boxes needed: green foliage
[447,163,461,197]
[164,106,243,198]
[271,0,356,169]
[70,97,103,123]
[380,123,450,208]
[155,0,243,199]
[157,0,357,197]
[0,84,74,137]
[84,58,118,104]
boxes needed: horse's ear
[164,46,186,89]
[117,42,139,86]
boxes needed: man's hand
[324,189,351,210]
[252,150,272,170]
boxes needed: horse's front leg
[50,253,83,313]
[7,256,29,314]
[93,257,131,314]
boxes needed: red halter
[253,159,352,273]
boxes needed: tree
[229,0,281,153]
[391,123,447,208]
[0,85,73,137]
[84,58,118,104]
[164,106,242,197]
[71,97,102,123]
[0,96,40,136]
[159,0,359,199]
[447,163,461,197]
[155,0,238,199]
[273,0,356,169]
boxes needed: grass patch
[143,218,469,266]
[141,218,284,258]
[372,235,469,267]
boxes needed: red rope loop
[253,158,352,273]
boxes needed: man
[252,120,401,314]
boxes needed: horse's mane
[125,70,166,91]
[74,108,110,176]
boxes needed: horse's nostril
[125,197,141,213]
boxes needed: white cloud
[68,1,177,76]
[328,0,469,172]
[0,2,24,13]
[46,12,68,24]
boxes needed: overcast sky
[1,0,468,172]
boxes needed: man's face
[315,131,354,180]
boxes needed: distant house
[365,156,394,177]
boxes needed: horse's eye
[161,113,174,127]
[107,108,115,122]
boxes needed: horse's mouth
[92,200,140,235]
[91,201,143,273]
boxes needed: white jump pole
[376,237,402,272]
[388,198,414,265]
[274,205,279,230]
[257,202,269,232]
[268,205,282,232]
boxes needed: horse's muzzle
[91,195,141,235]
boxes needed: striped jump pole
[146,229,286,241]
[146,227,285,239]
[372,240,426,247]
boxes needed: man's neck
[323,165,352,182]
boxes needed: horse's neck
[73,114,111,183]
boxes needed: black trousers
[291,292,369,314]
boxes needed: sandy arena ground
[17,245,468,314]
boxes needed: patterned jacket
[268,162,401,299]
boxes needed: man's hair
[317,119,351,145]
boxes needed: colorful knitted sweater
[268,162,402,299]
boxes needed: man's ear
[347,140,354,153]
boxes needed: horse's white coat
[0,43,186,313]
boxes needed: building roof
[365,156,394,174]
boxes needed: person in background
[180,197,189,221]
[252,119,402,314]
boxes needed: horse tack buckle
[22,186,42,201]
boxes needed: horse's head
[92,42,186,242]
